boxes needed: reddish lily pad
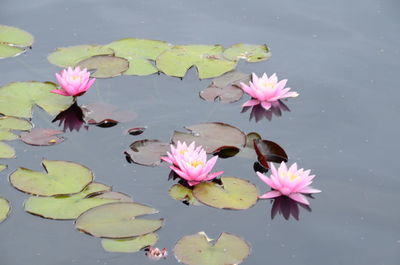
[172,122,246,153]
[193,177,258,210]
[0,116,32,141]
[82,102,137,126]
[174,232,251,265]
[169,184,201,206]
[125,127,147,136]
[10,160,94,196]
[199,72,250,103]
[47,45,114,67]
[75,202,164,238]
[20,128,64,146]
[77,55,129,78]
[254,138,288,168]
[101,233,158,253]
[223,43,271,62]
[125,139,170,166]
[0,197,10,223]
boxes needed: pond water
[1,0,399,264]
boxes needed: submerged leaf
[174,232,251,265]
[102,233,158,253]
[0,197,10,223]
[0,164,6,172]
[75,202,164,238]
[77,55,129,78]
[193,177,258,210]
[223,44,271,62]
[47,45,114,67]
[82,102,137,126]
[125,139,170,166]
[10,160,94,196]
[20,128,64,146]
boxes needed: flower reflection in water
[52,102,88,132]
[241,100,290,122]
[270,196,312,221]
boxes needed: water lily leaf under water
[169,184,201,206]
[193,177,258,210]
[47,45,114,67]
[24,182,133,220]
[20,128,64,146]
[105,38,172,76]
[156,45,237,79]
[0,25,34,59]
[223,43,271,62]
[0,197,10,223]
[77,55,129,78]
[0,116,32,141]
[0,82,74,118]
[81,102,137,126]
[199,71,249,103]
[172,122,246,153]
[75,202,164,238]
[0,164,6,172]
[0,142,15,159]
[101,233,158,253]
[174,232,251,265]
[125,139,170,166]
[10,160,94,196]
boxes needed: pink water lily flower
[257,162,321,205]
[162,141,224,186]
[51,67,95,97]
[240,73,299,110]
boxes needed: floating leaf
[169,184,201,206]
[0,164,6,172]
[75,202,164,238]
[82,102,137,126]
[174,232,250,265]
[10,160,93,196]
[47,45,114,67]
[156,45,237,79]
[0,25,33,59]
[0,142,15,159]
[193,177,258,210]
[0,82,73,118]
[172,122,246,153]
[20,128,64,146]
[102,233,158,253]
[200,72,249,103]
[0,198,10,223]
[223,44,270,62]
[125,139,170,166]
[212,146,240,158]
[254,139,288,168]
[77,55,129,78]
[23,183,134,220]
[105,38,171,76]
[0,116,32,141]
[0,44,26,59]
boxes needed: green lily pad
[0,82,74,118]
[169,184,201,206]
[75,202,164,238]
[0,164,6,172]
[0,197,10,223]
[223,44,271,62]
[0,44,25,59]
[0,116,32,141]
[10,160,94,196]
[24,182,134,220]
[0,142,15,159]
[47,45,114,67]
[105,38,171,76]
[0,25,33,59]
[101,233,158,253]
[174,232,251,265]
[193,177,258,210]
[156,45,237,79]
[172,122,246,153]
[77,55,129,78]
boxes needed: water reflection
[241,100,290,122]
[52,102,88,132]
[270,196,312,221]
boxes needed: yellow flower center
[289,173,298,181]
[262,82,276,89]
[179,149,188,155]
[70,75,82,81]
[188,160,204,168]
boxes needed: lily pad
[47,45,114,67]
[20,128,64,146]
[199,72,249,103]
[82,102,137,126]
[0,198,10,223]
[10,160,94,196]
[0,25,33,59]
[77,55,129,78]
[0,142,15,159]
[0,44,26,59]
[24,182,134,220]
[0,82,74,118]
[0,164,6,172]
[169,184,201,206]
[254,138,288,168]
[105,38,171,76]
[75,202,164,238]
[193,177,258,210]
[172,122,246,153]
[223,44,271,62]
[0,116,32,141]
[156,45,237,79]
[90,191,133,202]
[174,232,251,265]
[125,139,170,166]
[101,233,158,253]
